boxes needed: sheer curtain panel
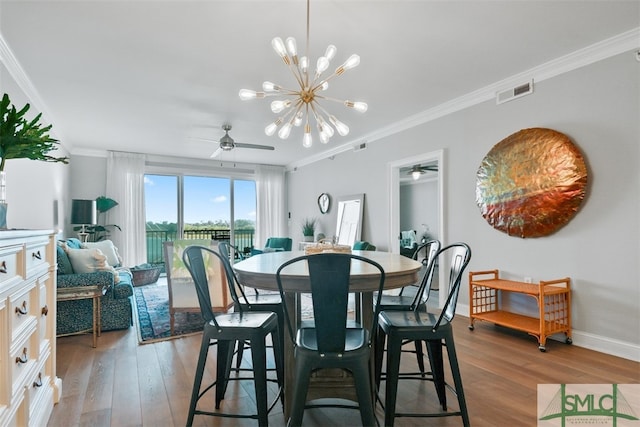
[106,151,147,267]
[255,165,287,249]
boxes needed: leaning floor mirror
[335,193,365,247]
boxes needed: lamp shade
[71,199,97,225]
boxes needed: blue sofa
[56,238,134,335]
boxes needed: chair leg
[250,337,269,427]
[235,340,246,370]
[187,334,211,426]
[271,328,285,405]
[414,340,426,377]
[288,360,312,427]
[426,339,447,410]
[444,334,470,427]
[374,326,386,390]
[215,340,234,408]
[384,334,403,427]
[352,359,377,427]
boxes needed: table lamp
[71,199,97,242]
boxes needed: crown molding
[286,27,640,172]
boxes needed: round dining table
[233,250,423,419]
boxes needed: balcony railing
[146,228,255,266]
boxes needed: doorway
[388,149,445,307]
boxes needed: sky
[144,174,256,225]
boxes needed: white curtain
[106,151,146,267]
[255,165,287,248]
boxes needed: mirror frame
[335,193,365,247]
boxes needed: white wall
[287,52,640,360]
[0,63,70,233]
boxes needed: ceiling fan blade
[210,147,223,158]
[234,142,275,151]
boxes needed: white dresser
[0,230,61,426]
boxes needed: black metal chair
[377,242,471,427]
[183,245,284,427]
[218,241,284,371]
[374,239,441,392]
[275,253,386,427]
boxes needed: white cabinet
[0,230,61,426]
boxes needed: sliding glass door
[144,174,256,265]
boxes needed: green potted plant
[302,217,317,242]
[0,93,68,228]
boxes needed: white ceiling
[1,1,638,168]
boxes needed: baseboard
[456,303,640,362]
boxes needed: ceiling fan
[407,164,438,180]
[208,124,275,158]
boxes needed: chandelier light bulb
[270,100,291,113]
[285,37,297,57]
[293,110,304,127]
[278,123,292,139]
[319,132,330,144]
[300,56,308,72]
[336,54,360,75]
[265,121,279,136]
[271,37,287,59]
[329,115,349,136]
[303,124,313,147]
[321,81,329,91]
[239,89,265,100]
[345,100,368,113]
[262,81,280,92]
[324,45,337,61]
[316,56,329,75]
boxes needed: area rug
[133,282,204,344]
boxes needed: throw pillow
[66,247,120,283]
[83,240,122,267]
[56,244,74,275]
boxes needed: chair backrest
[265,237,292,251]
[217,241,252,305]
[276,253,385,354]
[164,239,232,312]
[432,242,472,331]
[353,241,376,251]
[409,239,441,309]
[182,245,246,330]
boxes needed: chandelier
[238,0,367,148]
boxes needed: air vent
[353,142,367,152]
[496,80,534,105]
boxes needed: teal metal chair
[353,240,376,251]
[275,253,386,427]
[183,245,284,427]
[375,240,441,385]
[218,242,284,371]
[251,237,293,255]
[377,242,471,427]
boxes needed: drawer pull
[15,301,28,316]
[16,348,28,364]
[0,260,6,273]
[33,373,43,388]
[42,305,49,316]
[32,250,42,260]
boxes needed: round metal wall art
[475,127,588,238]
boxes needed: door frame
[388,149,446,307]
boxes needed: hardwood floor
[49,315,639,427]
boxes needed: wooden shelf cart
[468,270,572,351]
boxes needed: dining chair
[218,241,284,371]
[377,242,471,427]
[275,253,386,427]
[374,239,441,391]
[182,245,284,427]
